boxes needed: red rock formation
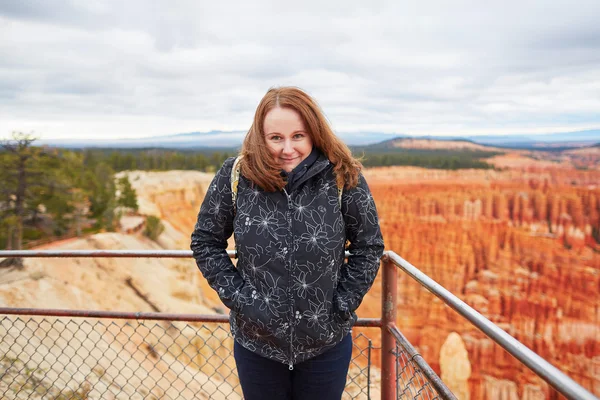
[357,166,600,398]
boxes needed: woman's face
[263,107,313,172]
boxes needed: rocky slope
[0,231,239,399]
[115,170,215,245]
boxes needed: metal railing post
[381,254,397,400]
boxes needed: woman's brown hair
[239,86,362,192]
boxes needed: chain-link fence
[395,343,440,400]
[0,250,461,399]
[0,316,381,400]
[387,324,455,400]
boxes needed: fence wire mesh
[394,343,441,400]
[0,316,379,399]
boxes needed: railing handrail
[0,249,197,258]
[384,250,598,400]
[0,249,352,258]
[0,307,381,327]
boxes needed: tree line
[79,148,237,173]
[357,150,497,169]
[78,147,496,172]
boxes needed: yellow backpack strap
[337,182,343,208]
[231,156,243,215]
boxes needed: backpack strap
[337,183,343,209]
[231,156,243,215]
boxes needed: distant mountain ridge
[364,137,505,152]
[37,129,600,150]
[468,129,600,145]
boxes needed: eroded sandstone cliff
[362,165,600,399]
[115,169,215,242]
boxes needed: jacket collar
[282,149,330,192]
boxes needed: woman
[191,87,384,400]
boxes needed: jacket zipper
[283,188,295,370]
[282,161,329,370]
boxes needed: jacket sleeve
[335,172,385,319]
[190,157,245,310]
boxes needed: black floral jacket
[190,155,384,368]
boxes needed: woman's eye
[270,135,282,141]
[293,134,305,139]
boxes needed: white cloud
[0,0,599,140]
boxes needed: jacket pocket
[233,282,289,342]
[235,304,273,338]
[332,291,353,322]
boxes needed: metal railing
[380,252,455,400]
[1,249,596,399]
[382,252,599,400]
[0,249,451,399]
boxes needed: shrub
[143,216,164,241]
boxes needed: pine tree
[90,163,117,231]
[116,176,139,211]
[0,133,90,253]
[0,132,46,251]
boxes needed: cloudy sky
[1,0,599,140]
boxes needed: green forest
[80,148,237,172]
[0,133,498,250]
[355,149,498,169]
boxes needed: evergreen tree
[89,162,117,231]
[116,176,139,211]
[0,132,53,251]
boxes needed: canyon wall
[116,170,215,244]
[362,166,600,399]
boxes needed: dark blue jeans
[234,334,353,400]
